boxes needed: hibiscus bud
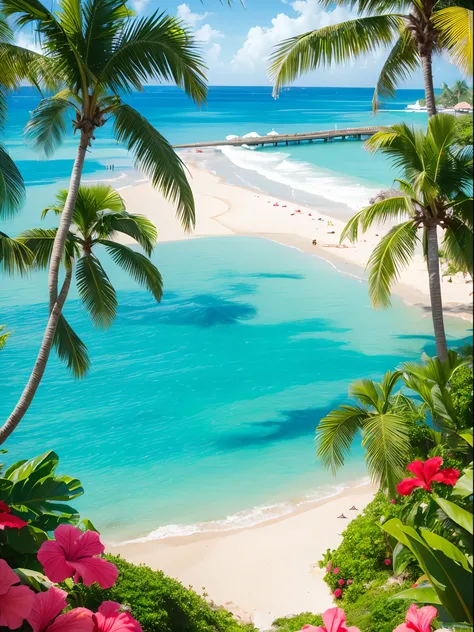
[333,588,343,598]
[384,558,391,566]
[338,579,345,586]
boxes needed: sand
[109,484,376,630]
[117,159,473,322]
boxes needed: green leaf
[54,314,90,378]
[452,468,473,499]
[4,451,58,483]
[6,524,48,554]
[433,495,473,535]
[459,430,474,447]
[78,517,99,532]
[14,567,52,591]
[76,253,117,328]
[0,231,34,275]
[422,530,471,571]
[393,541,413,575]
[0,141,25,217]
[24,97,74,157]
[17,228,79,270]
[113,103,195,231]
[390,584,441,605]
[10,474,84,506]
[316,404,366,474]
[100,240,163,302]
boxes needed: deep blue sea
[1,87,470,541]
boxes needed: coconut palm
[15,184,162,380]
[0,0,207,443]
[340,115,473,361]
[269,0,473,117]
[316,371,416,496]
[451,79,472,102]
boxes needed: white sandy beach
[117,157,473,322]
[109,484,376,629]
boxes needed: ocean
[1,86,470,542]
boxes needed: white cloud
[195,23,224,44]
[207,43,224,68]
[232,0,360,73]
[131,0,148,13]
[177,3,209,27]
[15,31,43,54]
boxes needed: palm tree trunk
[48,132,88,310]
[426,224,448,361]
[0,270,72,444]
[421,52,437,117]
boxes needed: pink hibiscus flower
[332,567,340,575]
[0,501,28,529]
[393,604,438,632]
[338,579,345,586]
[384,559,391,566]
[93,601,142,631]
[38,524,118,588]
[0,558,35,629]
[301,607,360,631]
[397,458,460,496]
[333,588,343,598]
[27,586,93,632]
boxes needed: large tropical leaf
[99,240,163,301]
[316,405,367,473]
[433,6,473,76]
[25,97,75,157]
[362,411,411,496]
[442,215,473,276]
[76,253,117,328]
[113,103,195,231]
[383,518,473,624]
[96,11,207,104]
[270,15,401,92]
[366,219,419,308]
[0,142,25,217]
[94,211,157,255]
[432,495,473,536]
[372,29,419,111]
[0,230,33,274]
[340,195,414,243]
[53,314,90,378]
[17,228,79,269]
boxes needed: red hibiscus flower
[93,601,142,631]
[396,457,460,496]
[393,604,437,632]
[0,558,35,629]
[301,607,360,631]
[0,501,28,530]
[333,588,343,598]
[38,525,118,589]
[27,586,93,632]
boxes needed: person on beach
[338,513,347,519]
[312,239,317,246]
[349,505,358,511]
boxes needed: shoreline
[109,482,377,629]
[117,158,473,323]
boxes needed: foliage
[78,554,256,632]
[453,115,474,146]
[0,324,10,350]
[272,612,324,630]
[450,365,473,428]
[437,81,473,107]
[318,493,403,602]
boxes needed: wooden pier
[174,127,380,149]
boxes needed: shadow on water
[216,406,333,451]
[18,159,113,185]
[395,333,473,357]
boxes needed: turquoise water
[1,87,468,541]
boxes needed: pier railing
[173,127,380,149]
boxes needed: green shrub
[343,582,411,632]
[319,493,402,603]
[450,365,473,428]
[453,115,474,147]
[79,555,256,632]
[271,612,323,631]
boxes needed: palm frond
[99,240,163,301]
[380,370,403,403]
[433,6,473,76]
[372,29,418,112]
[76,253,117,328]
[340,195,414,243]
[17,228,79,269]
[349,379,383,410]
[83,0,133,73]
[0,142,25,217]
[365,123,425,175]
[0,324,10,350]
[400,350,468,388]
[442,216,473,276]
[113,103,195,231]
[316,405,367,474]
[362,412,411,496]
[96,11,207,104]
[54,314,90,377]
[269,15,401,93]
[0,231,33,274]
[25,97,74,157]
[367,219,419,308]
[94,212,157,255]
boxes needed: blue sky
[17,0,464,88]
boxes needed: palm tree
[340,115,473,361]
[269,0,473,117]
[13,184,162,381]
[451,79,471,102]
[0,0,207,443]
[0,325,9,350]
[316,371,416,497]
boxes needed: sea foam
[220,145,379,211]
